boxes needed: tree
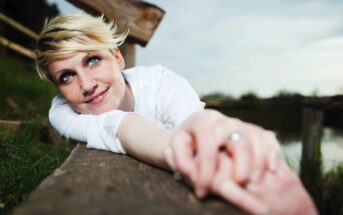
[239,91,260,102]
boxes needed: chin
[74,102,119,115]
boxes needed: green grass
[310,164,343,215]
[0,54,56,120]
[0,53,73,214]
[0,123,73,214]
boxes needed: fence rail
[0,13,38,39]
[0,35,35,58]
[0,12,36,59]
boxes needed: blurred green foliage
[0,52,73,214]
[0,54,56,120]
[0,122,73,214]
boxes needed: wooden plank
[0,35,35,59]
[67,0,165,46]
[0,12,38,39]
[13,144,247,215]
[0,119,22,126]
[0,119,23,132]
[119,42,136,68]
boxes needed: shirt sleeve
[49,95,128,154]
[155,66,205,130]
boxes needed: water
[281,127,343,173]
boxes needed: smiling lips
[86,88,109,104]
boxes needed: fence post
[0,1,5,55]
[300,107,323,186]
[119,42,135,68]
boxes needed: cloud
[138,0,343,97]
[50,0,343,97]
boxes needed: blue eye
[60,72,72,83]
[87,56,100,65]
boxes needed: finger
[264,131,281,172]
[194,126,218,198]
[179,110,226,198]
[211,152,233,191]
[249,128,280,182]
[276,161,300,185]
[246,125,265,182]
[227,135,251,184]
[216,180,271,215]
[171,131,197,184]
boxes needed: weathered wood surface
[0,12,38,39]
[67,0,165,46]
[0,35,35,59]
[120,42,136,68]
[300,108,323,183]
[13,144,247,215]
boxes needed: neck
[119,82,135,112]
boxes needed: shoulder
[123,65,177,85]
[123,65,171,77]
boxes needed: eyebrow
[51,53,93,78]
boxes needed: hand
[164,109,281,197]
[245,162,318,215]
[211,154,317,215]
[211,152,271,215]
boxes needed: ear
[113,48,125,70]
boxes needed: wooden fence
[0,12,36,59]
[206,95,343,183]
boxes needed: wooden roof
[67,0,165,47]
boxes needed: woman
[35,12,317,214]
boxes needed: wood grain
[13,144,247,215]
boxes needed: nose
[79,74,97,96]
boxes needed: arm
[117,113,172,169]
[50,94,174,169]
[49,95,128,153]
[156,66,205,130]
[117,111,317,215]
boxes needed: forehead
[48,52,87,72]
[48,50,111,72]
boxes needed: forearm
[117,113,173,170]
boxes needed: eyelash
[87,56,100,66]
[58,55,101,84]
[59,72,74,84]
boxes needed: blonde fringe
[35,12,129,81]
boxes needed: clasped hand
[164,110,317,215]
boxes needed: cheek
[58,85,80,104]
[102,67,124,85]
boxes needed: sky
[47,0,343,98]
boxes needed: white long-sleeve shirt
[49,65,205,154]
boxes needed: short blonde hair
[35,12,128,81]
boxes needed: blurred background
[0,0,342,214]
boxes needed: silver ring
[228,131,242,142]
[173,171,183,181]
